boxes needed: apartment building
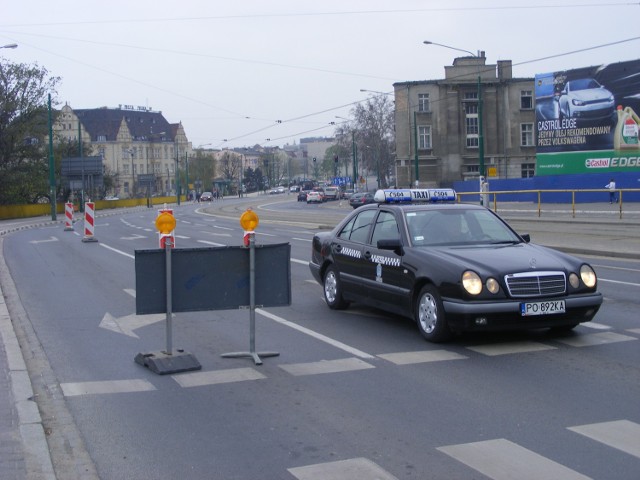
[55,104,191,198]
[394,55,536,188]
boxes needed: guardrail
[456,188,640,219]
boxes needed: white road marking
[257,308,375,359]
[289,458,398,480]
[291,258,309,265]
[378,350,467,365]
[292,237,312,242]
[598,278,640,287]
[438,438,591,480]
[124,289,136,298]
[279,357,374,376]
[555,331,637,347]
[99,243,135,259]
[172,367,266,387]
[581,322,610,330]
[569,420,640,459]
[61,379,156,397]
[29,236,58,244]
[627,328,640,335]
[197,240,226,246]
[466,341,556,356]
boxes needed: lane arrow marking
[100,312,166,338]
[29,236,58,244]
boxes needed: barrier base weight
[135,349,201,375]
[221,351,280,366]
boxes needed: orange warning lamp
[239,208,259,231]
[155,212,176,234]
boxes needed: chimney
[497,60,513,80]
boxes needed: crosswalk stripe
[569,420,640,459]
[288,457,398,480]
[61,379,156,397]
[556,331,637,347]
[172,367,266,388]
[466,341,556,356]
[378,350,467,365]
[437,438,591,480]
[279,357,375,376]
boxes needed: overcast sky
[2,1,638,149]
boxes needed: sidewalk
[0,201,638,479]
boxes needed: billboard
[535,59,640,175]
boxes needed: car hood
[571,89,612,102]
[414,242,579,275]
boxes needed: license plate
[520,300,566,316]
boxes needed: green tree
[0,58,60,204]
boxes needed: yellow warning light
[239,208,259,231]
[155,212,176,234]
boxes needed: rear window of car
[338,209,376,243]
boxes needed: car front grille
[505,271,566,298]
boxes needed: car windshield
[405,209,522,246]
[569,79,600,91]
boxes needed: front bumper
[442,292,603,332]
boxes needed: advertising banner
[535,59,640,175]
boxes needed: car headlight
[462,270,483,295]
[486,277,500,294]
[569,273,580,289]
[572,98,585,106]
[580,264,597,288]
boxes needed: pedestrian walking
[605,178,618,203]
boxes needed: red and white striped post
[64,202,74,231]
[81,201,98,242]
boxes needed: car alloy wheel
[323,265,348,309]
[416,285,451,342]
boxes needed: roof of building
[74,107,174,142]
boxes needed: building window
[464,96,479,148]
[124,182,129,193]
[97,135,107,142]
[521,90,533,110]
[418,93,430,112]
[521,163,535,178]
[418,125,432,149]
[153,163,161,174]
[123,164,130,175]
[521,123,534,146]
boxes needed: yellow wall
[0,196,184,220]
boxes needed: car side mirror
[520,233,531,243]
[377,238,403,255]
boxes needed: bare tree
[350,94,395,188]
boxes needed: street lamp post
[424,41,485,203]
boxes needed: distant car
[104,195,119,201]
[324,186,339,201]
[349,192,375,208]
[200,192,213,201]
[341,189,354,199]
[557,78,615,122]
[309,188,603,342]
[290,186,301,193]
[277,186,286,194]
[306,191,323,204]
[297,190,309,202]
[269,188,279,195]
[311,187,326,202]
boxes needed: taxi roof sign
[374,188,457,204]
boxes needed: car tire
[323,265,349,310]
[415,285,451,342]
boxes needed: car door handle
[334,244,342,253]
